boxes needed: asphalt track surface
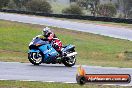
[0,62,132,86]
[0,12,132,41]
[0,13,132,86]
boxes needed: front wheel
[28,52,43,65]
[62,55,76,67]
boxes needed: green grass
[0,81,130,88]
[0,20,132,67]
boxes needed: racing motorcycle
[28,35,77,67]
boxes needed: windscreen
[32,37,49,45]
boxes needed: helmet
[42,27,51,37]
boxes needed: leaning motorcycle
[28,35,77,67]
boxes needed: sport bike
[28,35,77,67]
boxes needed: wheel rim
[31,53,42,64]
[65,56,76,65]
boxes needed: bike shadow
[28,64,77,69]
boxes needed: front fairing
[28,37,59,63]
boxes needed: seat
[62,45,67,48]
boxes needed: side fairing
[38,44,59,63]
[28,49,40,53]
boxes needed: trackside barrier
[0,9,132,24]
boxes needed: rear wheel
[28,52,42,65]
[62,55,76,67]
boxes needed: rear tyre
[62,55,76,67]
[28,52,43,65]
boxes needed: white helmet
[42,27,51,36]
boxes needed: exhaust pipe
[66,52,77,57]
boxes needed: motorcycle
[28,35,77,67]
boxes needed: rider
[41,27,63,53]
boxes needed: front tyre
[62,55,76,67]
[28,52,42,65]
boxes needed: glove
[53,43,59,49]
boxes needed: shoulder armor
[36,35,44,39]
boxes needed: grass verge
[0,81,130,88]
[0,20,132,67]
